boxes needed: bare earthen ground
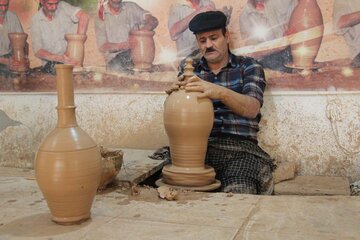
[0,167,359,240]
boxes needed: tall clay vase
[287,0,324,68]
[162,58,217,187]
[129,30,155,71]
[8,32,28,72]
[65,34,87,66]
[35,64,102,225]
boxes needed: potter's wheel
[284,62,324,70]
[155,178,221,192]
[72,66,84,73]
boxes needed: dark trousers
[107,50,134,73]
[205,136,276,194]
[40,61,62,75]
[0,53,12,77]
[352,52,360,68]
[258,47,293,73]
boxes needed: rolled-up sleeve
[30,16,42,54]
[60,1,81,23]
[94,18,107,49]
[242,59,266,106]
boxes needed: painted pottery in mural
[162,58,217,187]
[35,64,102,225]
[129,30,155,71]
[8,32,28,72]
[287,0,324,68]
[65,34,87,66]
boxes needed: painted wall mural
[0,0,359,92]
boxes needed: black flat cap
[189,11,227,34]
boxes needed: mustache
[205,47,216,53]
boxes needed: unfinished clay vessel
[287,0,324,68]
[65,34,87,66]
[35,64,102,225]
[129,30,155,71]
[8,32,28,72]
[162,58,216,187]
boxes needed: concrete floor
[0,167,359,240]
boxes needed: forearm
[337,11,360,29]
[0,57,9,65]
[141,15,158,31]
[99,41,129,53]
[35,49,64,63]
[76,10,90,34]
[169,11,199,40]
[219,87,260,119]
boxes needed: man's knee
[222,183,257,194]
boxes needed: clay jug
[287,0,324,68]
[129,29,155,71]
[8,32,28,72]
[35,64,102,225]
[65,34,87,66]
[162,58,216,187]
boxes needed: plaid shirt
[179,52,266,142]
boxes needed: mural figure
[168,0,215,59]
[333,0,360,68]
[168,0,232,60]
[30,0,90,74]
[0,0,28,75]
[95,0,158,73]
[170,11,275,194]
[239,0,297,73]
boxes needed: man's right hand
[0,56,10,66]
[197,4,215,13]
[165,75,186,95]
[62,54,80,66]
[9,57,21,69]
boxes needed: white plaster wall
[0,92,360,182]
[259,92,360,182]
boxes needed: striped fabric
[179,52,266,142]
[206,136,275,194]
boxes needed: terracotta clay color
[35,64,102,225]
[162,58,217,187]
[129,30,155,71]
[287,0,324,68]
[65,34,87,66]
[8,32,28,72]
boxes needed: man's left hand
[184,75,225,100]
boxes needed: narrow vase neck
[55,65,78,127]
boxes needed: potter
[166,11,276,194]
[0,0,29,73]
[31,0,90,74]
[333,0,360,68]
[95,0,158,73]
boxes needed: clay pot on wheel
[129,30,155,71]
[287,0,324,68]
[35,64,102,225]
[8,32,28,72]
[162,58,217,188]
[65,34,87,66]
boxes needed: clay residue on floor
[98,181,211,206]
